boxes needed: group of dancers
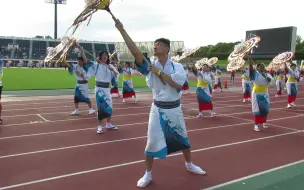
[240,61,301,131]
[186,58,301,132]
[68,44,138,118]
[63,19,302,188]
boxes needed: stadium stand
[0,36,185,68]
[0,36,115,67]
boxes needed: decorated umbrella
[171,47,200,63]
[228,36,261,62]
[226,57,246,72]
[207,57,218,67]
[44,0,113,65]
[194,57,208,70]
[45,36,76,66]
[272,51,294,64]
[266,52,294,72]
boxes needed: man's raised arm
[114,19,143,65]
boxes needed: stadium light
[45,0,67,40]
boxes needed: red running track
[0,79,303,190]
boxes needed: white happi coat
[142,58,189,158]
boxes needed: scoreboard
[245,26,297,59]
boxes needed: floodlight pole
[54,0,57,39]
[45,0,66,40]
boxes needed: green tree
[296,35,304,53]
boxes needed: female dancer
[274,69,283,97]
[182,66,189,94]
[122,62,138,103]
[208,66,214,94]
[69,45,95,115]
[193,63,215,117]
[249,62,274,132]
[285,62,300,108]
[213,65,223,92]
[110,64,120,98]
[241,67,251,102]
[87,51,119,134]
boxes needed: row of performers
[241,62,301,109]
[110,64,221,98]
[68,46,300,133]
[186,61,300,131]
[182,65,224,94]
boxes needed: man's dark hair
[154,38,170,50]
[256,63,265,68]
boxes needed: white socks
[137,171,152,188]
[185,162,193,168]
[185,162,206,175]
[137,162,206,187]
[97,125,103,134]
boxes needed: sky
[0,0,303,48]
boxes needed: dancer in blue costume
[114,19,206,188]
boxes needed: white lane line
[2,113,300,141]
[203,159,304,190]
[224,115,300,131]
[0,131,301,190]
[0,105,303,129]
[3,96,304,119]
[37,114,49,122]
[0,121,148,140]
[1,115,303,159]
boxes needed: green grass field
[2,68,198,91]
[3,59,271,91]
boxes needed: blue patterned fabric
[244,83,251,94]
[254,94,269,116]
[96,90,112,120]
[196,87,211,103]
[83,60,95,73]
[74,85,90,103]
[111,74,118,89]
[123,81,134,93]
[135,58,150,76]
[144,109,190,158]
[290,83,297,96]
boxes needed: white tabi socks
[137,171,152,188]
[137,162,206,188]
[89,108,95,114]
[185,162,206,175]
[97,125,103,134]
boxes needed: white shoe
[122,99,126,103]
[243,99,246,103]
[210,112,215,117]
[71,110,79,115]
[291,102,296,107]
[106,124,118,130]
[89,109,95,114]
[185,162,206,175]
[254,125,260,132]
[263,123,268,128]
[196,112,204,117]
[287,104,292,108]
[137,172,152,188]
[97,126,103,134]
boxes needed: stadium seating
[0,36,116,64]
